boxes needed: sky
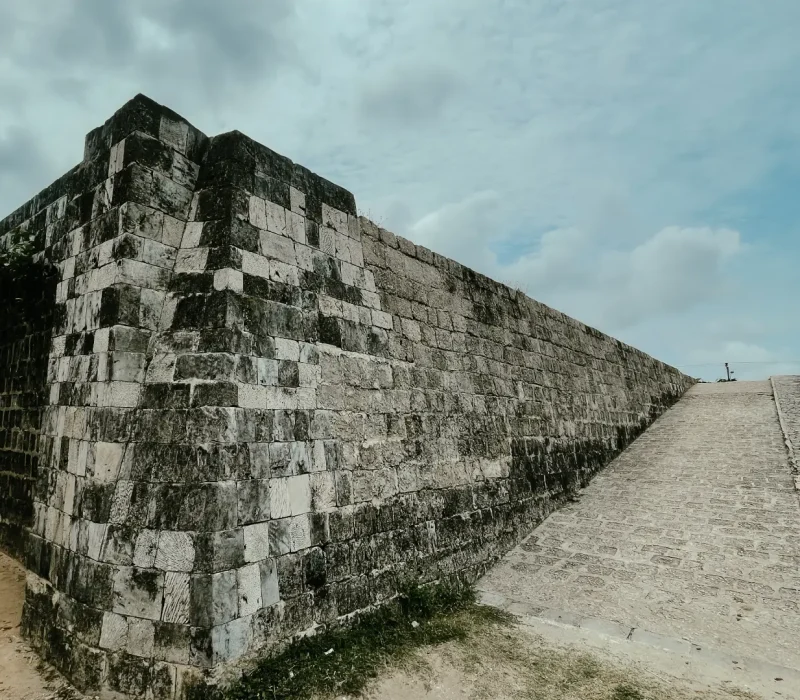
[1,0,798,381]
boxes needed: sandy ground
[365,615,794,700]
[0,547,792,700]
[0,551,74,700]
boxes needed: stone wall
[0,260,58,556]
[0,94,694,698]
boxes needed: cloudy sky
[2,0,799,381]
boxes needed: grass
[611,684,645,700]
[192,581,512,700]
[189,580,762,700]
[442,623,762,700]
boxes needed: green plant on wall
[0,228,56,314]
[0,229,40,274]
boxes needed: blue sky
[1,0,798,381]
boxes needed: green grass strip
[191,582,511,700]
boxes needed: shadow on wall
[0,244,58,558]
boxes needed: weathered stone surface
[0,260,58,555]
[1,93,695,698]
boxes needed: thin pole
[725,362,730,381]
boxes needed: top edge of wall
[358,215,693,381]
[0,95,694,382]
[0,94,356,237]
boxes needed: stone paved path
[479,380,800,674]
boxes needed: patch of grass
[612,683,645,700]
[194,581,511,700]
[437,624,761,700]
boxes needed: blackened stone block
[106,651,152,697]
[201,218,260,253]
[318,313,342,348]
[194,186,249,222]
[121,131,173,176]
[141,383,191,409]
[277,361,299,388]
[99,284,142,327]
[170,271,214,294]
[253,173,290,209]
[192,382,238,408]
[237,479,270,525]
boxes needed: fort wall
[0,95,694,698]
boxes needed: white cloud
[359,62,463,126]
[406,193,742,330]
[597,226,741,328]
[1,0,799,378]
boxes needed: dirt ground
[364,615,793,700]
[0,547,790,700]
[0,551,74,700]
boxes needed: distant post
[725,362,731,381]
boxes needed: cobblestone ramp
[479,380,800,671]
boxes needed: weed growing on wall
[0,229,37,272]
[0,229,56,308]
[0,228,55,299]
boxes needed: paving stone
[480,382,800,671]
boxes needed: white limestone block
[260,229,297,266]
[182,221,204,248]
[269,477,291,520]
[322,204,348,235]
[289,187,305,215]
[243,522,270,563]
[155,531,196,572]
[275,338,300,361]
[127,618,155,658]
[99,612,129,651]
[286,211,305,244]
[265,200,287,236]
[214,268,244,292]
[241,250,270,279]
[287,474,311,515]
[259,558,280,606]
[133,529,159,568]
[237,563,263,617]
[162,571,191,624]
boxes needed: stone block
[154,531,195,572]
[237,479,270,525]
[259,558,280,607]
[269,514,312,555]
[237,563,263,616]
[162,571,191,624]
[128,617,156,658]
[243,522,270,563]
[99,611,129,651]
[112,567,164,620]
[211,615,253,665]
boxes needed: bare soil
[0,550,73,700]
[0,548,781,700]
[363,622,770,700]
